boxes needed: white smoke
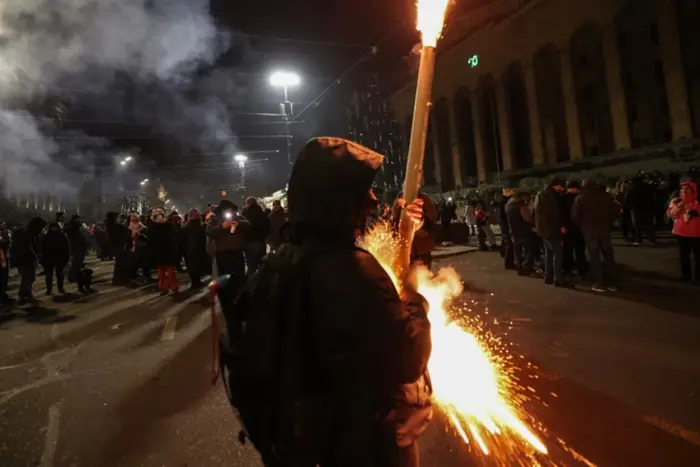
[0,0,234,199]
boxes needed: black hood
[288,137,383,232]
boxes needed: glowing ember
[360,223,548,460]
[416,0,451,47]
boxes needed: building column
[429,114,442,186]
[494,77,515,171]
[447,97,463,187]
[470,94,487,183]
[602,23,631,151]
[656,0,693,140]
[559,45,584,160]
[523,62,545,165]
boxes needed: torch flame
[360,223,548,461]
[416,0,451,47]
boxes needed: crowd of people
[438,170,700,290]
[0,198,290,311]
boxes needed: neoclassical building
[391,0,700,189]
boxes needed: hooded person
[667,179,700,282]
[11,217,47,305]
[182,208,209,288]
[149,208,180,293]
[286,137,432,466]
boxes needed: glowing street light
[140,179,149,186]
[270,71,301,165]
[234,153,247,168]
[125,156,133,162]
[269,71,301,98]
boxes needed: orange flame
[360,223,548,460]
[416,0,451,47]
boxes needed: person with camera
[667,180,700,283]
[206,200,251,293]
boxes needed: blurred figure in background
[182,208,209,289]
[267,200,287,252]
[242,197,270,277]
[12,217,46,306]
[149,208,180,294]
[41,222,70,295]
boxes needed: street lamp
[234,153,247,168]
[140,179,149,186]
[234,154,248,189]
[120,155,133,167]
[269,71,301,101]
[270,71,300,165]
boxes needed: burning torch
[396,0,452,273]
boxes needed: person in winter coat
[207,200,251,293]
[242,197,270,277]
[667,179,700,282]
[64,215,90,293]
[560,181,588,280]
[41,222,70,295]
[572,179,621,292]
[12,217,47,306]
[149,208,180,293]
[535,178,569,286]
[288,137,432,467]
[182,209,209,288]
[506,192,536,276]
[267,200,287,252]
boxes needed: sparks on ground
[360,222,548,460]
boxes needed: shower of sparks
[360,222,549,462]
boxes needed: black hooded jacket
[288,137,432,465]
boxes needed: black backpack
[215,243,328,466]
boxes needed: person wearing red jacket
[667,179,700,282]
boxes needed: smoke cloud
[0,0,238,200]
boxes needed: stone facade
[391,0,700,189]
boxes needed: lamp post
[270,71,301,165]
[234,154,248,190]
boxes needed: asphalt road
[0,235,699,466]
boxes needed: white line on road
[160,316,178,341]
[40,402,62,467]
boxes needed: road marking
[40,402,62,467]
[642,415,700,448]
[160,316,178,341]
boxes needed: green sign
[468,55,479,68]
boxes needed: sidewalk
[433,243,477,259]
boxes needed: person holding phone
[667,179,700,282]
[206,200,251,293]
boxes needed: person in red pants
[148,208,180,293]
